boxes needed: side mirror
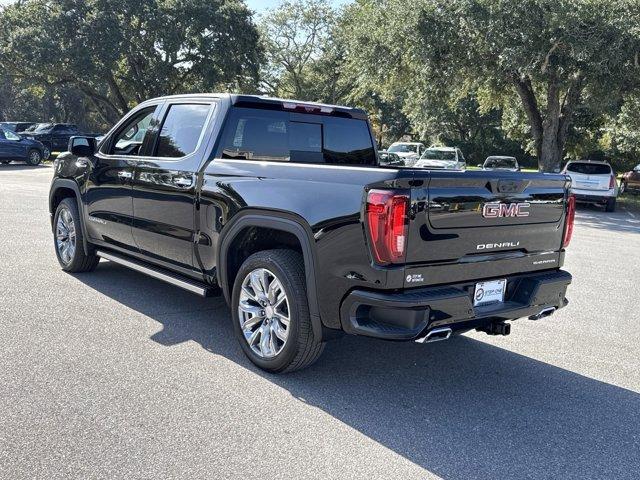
[69,136,96,156]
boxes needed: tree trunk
[538,79,562,172]
[511,73,582,173]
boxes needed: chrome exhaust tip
[529,307,556,321]
[415,327,453,344]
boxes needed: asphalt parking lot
[1,164,639,479]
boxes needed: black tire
[42,144,51,160]
[619,181,626,195]
[605,198,616,212]
[25,149,42,166]
[53,198,99,272]
[231,249,325,373]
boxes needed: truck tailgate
[404,171,569,287]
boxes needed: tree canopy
[1,0,639,171]
[0,0,263,125]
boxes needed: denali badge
[88,216,107,225]
[482,202,530,218]
[477,242,520,250]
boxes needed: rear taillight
[609,175,616,189]
[366,189,409,264]
[563,194,576,248]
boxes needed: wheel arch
[217,211,324,340]
[49,179,91,255]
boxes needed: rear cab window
[218,107,376,165]
[566,163,612,175]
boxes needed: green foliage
[340,0,640,171]
[1,0,639,169]
[259,0,335,99]
[0,0,263,129]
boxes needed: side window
[219,108,376,165]
[106,106,156,156]
[5,130,20,141]
[155,104,211,158]
[222,109,289,161]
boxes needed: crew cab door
[131,100,216,270]
[84,104,161,253]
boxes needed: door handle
[117,171,133,179]
[173,176,193,188]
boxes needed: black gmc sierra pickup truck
[49,94,574,373]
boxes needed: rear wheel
[231,249,324,373]
[26,149,42,166]
[42,145,51,160]
[605,198,616,212]
[53,198,99,272]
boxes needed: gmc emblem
[482,202,530,218]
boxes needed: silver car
[563,160,618,212]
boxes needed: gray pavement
[1,163,639,479]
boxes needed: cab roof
[142,93,368,120]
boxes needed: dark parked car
[483,156,520,171]
[49,94,573,373]
[0,121,36,133]
[0,128,46,165]
[18,123,100,159]
[620,164,640,194]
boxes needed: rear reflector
[563,194,576,248]
[366,189,409,264]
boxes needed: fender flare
[49,178,91,255]
[216,211,323,340]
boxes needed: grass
[618,193,640,213]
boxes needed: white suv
[563,160,618,212]
[414,146,466,170]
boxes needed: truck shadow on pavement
[76,261,640,479]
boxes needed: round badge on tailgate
[475,288,485,302]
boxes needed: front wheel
[231,249,324,373]
[619,181,626,195]
[53,198,99,272]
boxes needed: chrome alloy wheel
[56,208,76,264]
[29,150,41,164]
[238,268,290,358]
